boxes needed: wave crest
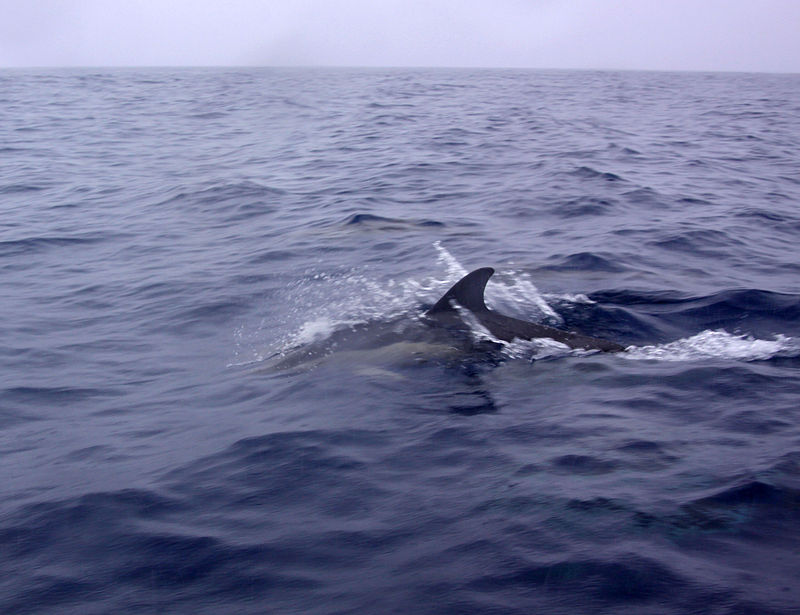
[624,330,799,362]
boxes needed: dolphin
[426,267,625,353]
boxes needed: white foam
[434,240,468,280]
[293,317,340,345]
[544,292,596,305]
[229,324,266,367]
[237,258,450,364]
[501,336,576,361]
[490,271,562,323]
[623,330,799,362]
[452,302,501,345]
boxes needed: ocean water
[2,67,800,614]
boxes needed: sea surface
[2,67,800,614]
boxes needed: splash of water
[434,240,468,280]
[434,242,561,322]
[624,330,799,362]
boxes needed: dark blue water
[2,68,800,614]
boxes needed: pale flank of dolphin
[266,340,464,373]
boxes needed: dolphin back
[427,267,624,353]
[481,311,625,352]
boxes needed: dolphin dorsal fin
[427,267,494,315]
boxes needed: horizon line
[1,64,798,76]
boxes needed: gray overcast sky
[2,0,799,72]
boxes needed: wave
[552,196,618,217]
[0,235,109,258]
[469,555,686,603]
[0,183,45,194]
[624,330,800,362]
[595,287,800,339]
[342,213,445,229]
[569,165,626,182]
[540,251,628,272]
[0,488,316,613]
[152,181,285,224]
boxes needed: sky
[1,0,799,72]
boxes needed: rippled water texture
[2,68,800,614]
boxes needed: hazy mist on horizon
[1,0,799,73]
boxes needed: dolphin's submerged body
[425,267,625,353]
